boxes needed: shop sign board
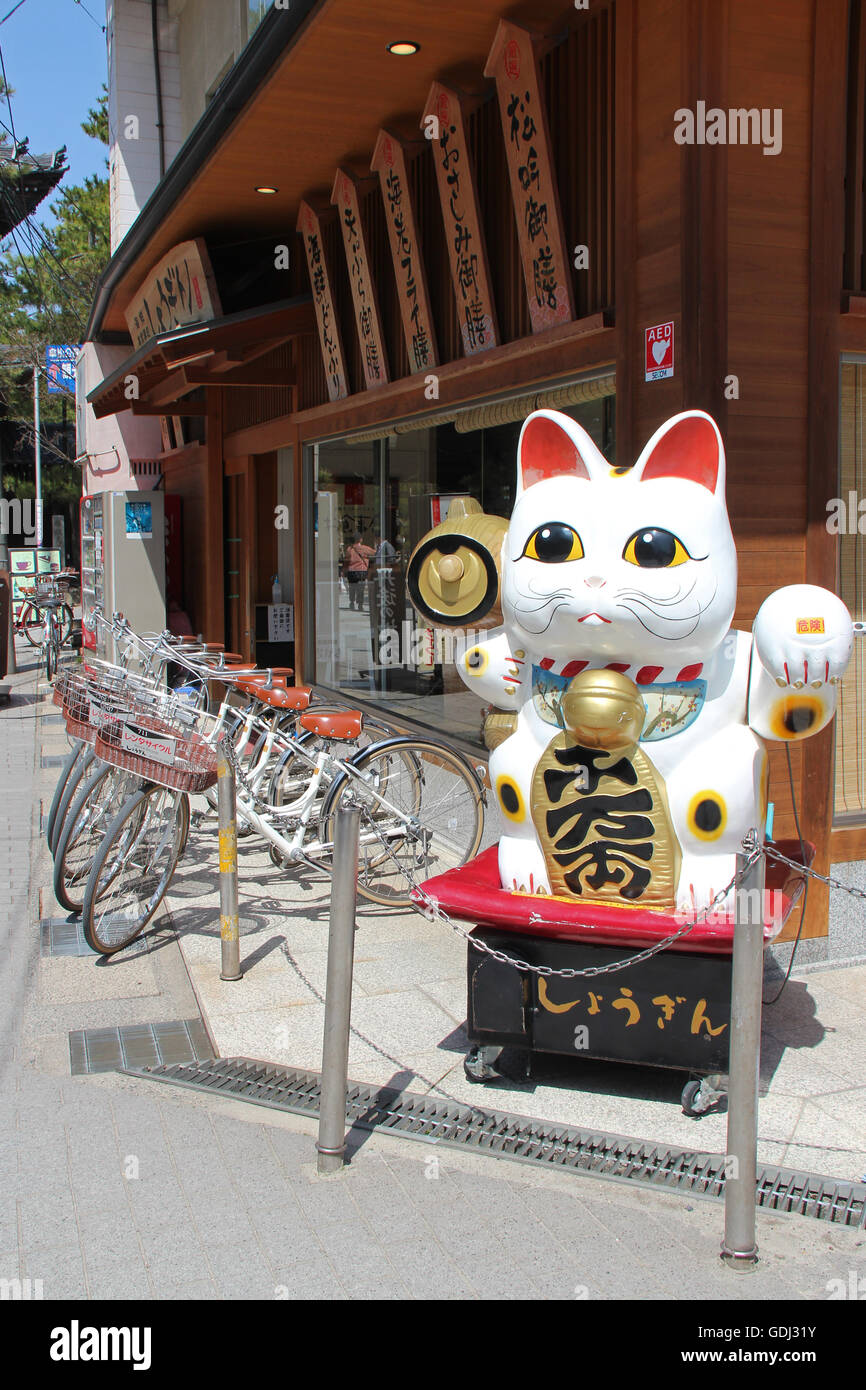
[484,22,575,334]
[331,169,390,390]
[371,130,438,374]
[421,83,499,357]
[125,238,222,351]
[297,201,349,402]
[645,321,675,381]
[45,344,79,394]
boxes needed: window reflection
[310,393,615,745]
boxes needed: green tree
[0,86,109,477]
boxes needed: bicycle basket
[34,576,59,602]
[94,712,217,793]
[52,669,72,707]
[62,673,130,746]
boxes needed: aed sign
[645,321,674,381]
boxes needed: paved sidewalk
[166,812,866,1186]
[2,641,864,1302]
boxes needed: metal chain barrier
[407,839,761,980]
[407,829,864,980]
[763,840,866,901]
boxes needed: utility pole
[32,362,42,547]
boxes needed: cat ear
[516,410,606,493]
[632,411,725,493]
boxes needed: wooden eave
[93,0,575,338]
[87,295,313,418]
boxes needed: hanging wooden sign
[370,130,438,375]
[125,238,222,350]
[484,21,575,333]
[297,201,349,402]
[331,168,389,389]
[421,82,498,357]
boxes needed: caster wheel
[463,1044,502,1083]
[681,1078,703,1117]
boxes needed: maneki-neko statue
[407,409,854,917]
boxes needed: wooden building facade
[84,0,866,938]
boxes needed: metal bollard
[316,805,361,1176]
[721,838,766,1267]
[217,746,242,982]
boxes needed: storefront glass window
[310,390,615,746]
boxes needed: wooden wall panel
[724,0,826,933]
[255,451,278,606]
[629,0,684,453]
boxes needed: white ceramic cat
[447,409,853,915]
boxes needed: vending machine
[80,491,166,662]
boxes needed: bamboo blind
[835,362,866,818]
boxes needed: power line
[72,0,105,34]
[0,2,28,29]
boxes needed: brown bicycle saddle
[299,710,363,739]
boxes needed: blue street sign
[45,344,79,394]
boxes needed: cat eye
[522,523,584,563]
[623,527,690,568]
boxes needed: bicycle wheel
[46,742,87,849]
[45,624,57,682]
[82,785,190,955]
[21,602,43,647]
[319,739,485,907]
[58,604,74,645]
[53,764,140,913]
[50,746,99,856]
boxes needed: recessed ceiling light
[255,185,278,194]
[387,41,419,56]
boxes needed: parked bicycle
[46,612,487,955]
[15,569,77,653]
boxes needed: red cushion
[412,841,813,956]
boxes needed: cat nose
[584,575,606,589]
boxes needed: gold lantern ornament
[407,498,507,630]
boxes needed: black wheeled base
[465,927,733,1111]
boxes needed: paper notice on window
[268,604,294,642]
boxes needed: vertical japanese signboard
[297,200,349,402]
[484,22,575,334]
[421,83,498,357]
[370,130,438,375]
[331,168,389,390]
[124,238,222,350]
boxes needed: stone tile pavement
[2,638,865,1302]
[166,810,866,1186]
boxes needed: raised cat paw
[753,584,853,690]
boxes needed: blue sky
[0,0,108,212]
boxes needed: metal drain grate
[70,1020,211,1074]
[42,918,149,958]
[122,1056,866,1228]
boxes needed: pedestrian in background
[344,533,375,610]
